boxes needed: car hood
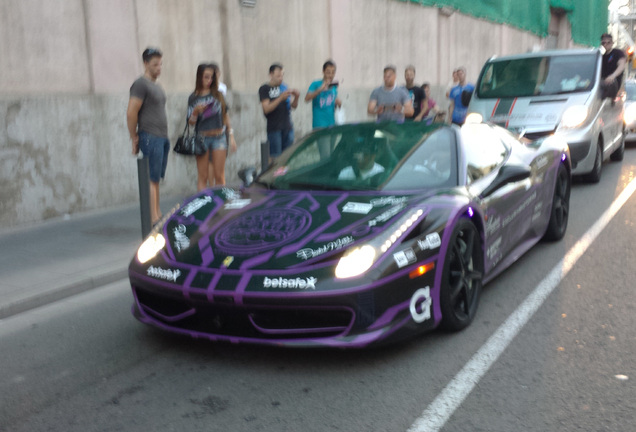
[158,187,431,271]
[472,93,590,132]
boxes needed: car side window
[384,128,457,190]
[461,124,508,183]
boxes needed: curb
[0,263,129,320]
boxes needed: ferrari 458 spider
[129,120,570,347]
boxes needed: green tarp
[402,0,608,47]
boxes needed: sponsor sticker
[343,202,373,214]
[221,187,241,201]
[147,266,181,282]
[180,196,213,217]
[222,256,234,268]
[368,203,406,226]
[418,232,441,251]
[224,199,251,210]
[535,155,549,169]
[263,276,317,290]
[485,215,501,236]
[296,236,354,260]
[410,287,432,323]
[370,196,408,207]
[173,224,190,252]
[393,248,417,268]
[273,167,288,177]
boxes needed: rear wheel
[583,138,602,183]
[439,219,484,331]
[543,163,570,241]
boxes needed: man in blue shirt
[448,67,475,125]
[305,60,342,128]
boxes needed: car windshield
[257,122,456,191]
[477,54,597,98]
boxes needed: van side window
[461,124,508,183]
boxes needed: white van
[468,48,625,182]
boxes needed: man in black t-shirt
[600,33,627,100]
[258,63,300,158]
[403,65,425,121]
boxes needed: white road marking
[0,280,129,337]
[408,177,636,432]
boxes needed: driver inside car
[338,140,385,180]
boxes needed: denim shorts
[204,134,228,152]
[139,131,170,182]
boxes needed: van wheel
[610,131,625,162]
[583,138,602,183]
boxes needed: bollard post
[137,155,152,239]
[261,141,269,173]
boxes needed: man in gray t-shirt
[126,47,169,226]
[368,65,414,122]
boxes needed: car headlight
[464,112,483,124]
[335,208,426,279]
[625,104,636,126]
[335,245,376,278]
[137,233,166,263]
[560,105,588,129]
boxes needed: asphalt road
[2,146,635,432]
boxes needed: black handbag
[173,121,206,156]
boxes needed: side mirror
[480,165,530,198]
[238,166,257,187]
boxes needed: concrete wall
[0,0,552,228]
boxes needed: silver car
[469,49,625,183]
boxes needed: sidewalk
[0,196,185,319]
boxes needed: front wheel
[439,219,484,331]
[543,163,570,241]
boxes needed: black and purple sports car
[129,120,570,348]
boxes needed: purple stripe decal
[239,251,275,270]
[206,271,223,301]
[234,272,252,305]
[199,235,214,266]
[285,192,321,212]
[367,299,410,330]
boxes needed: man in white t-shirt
[338,143,385,180]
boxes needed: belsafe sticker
[263,277,317,290]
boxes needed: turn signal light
[409,262,435,279]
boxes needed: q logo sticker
[410,287,432,323]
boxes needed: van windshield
[476,54,597,98]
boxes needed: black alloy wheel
[543,163,570,241]
[440,218,484,331]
